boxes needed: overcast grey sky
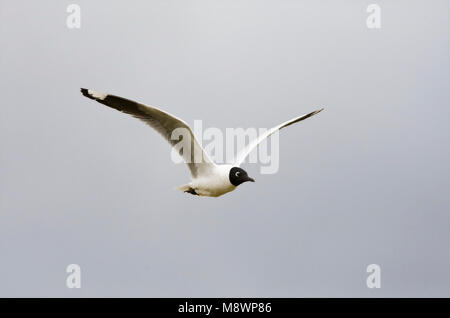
[0,0,449,297]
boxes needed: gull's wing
[234,108,324,166]
[80,89,216,178]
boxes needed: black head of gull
[229,167,255,186]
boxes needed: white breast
[191,164,236,197]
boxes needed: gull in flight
[81,88,323,197]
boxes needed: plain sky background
[0,0,449,297]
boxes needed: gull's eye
[235,171,240,177]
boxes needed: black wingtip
[80,88,91,99]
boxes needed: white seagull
[81,88,323,197]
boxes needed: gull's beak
[247,177,255,182]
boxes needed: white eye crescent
[235,171,240,177]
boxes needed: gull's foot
[184,187,199,196]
